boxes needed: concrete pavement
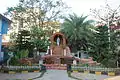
[0,72,40,80]
[37,70,70,80]
[0,70,75,80]
[0,70,117,80]
[71,72,115,80]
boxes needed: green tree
[90,2,120,25]
[4,0,69,36]
[110,30,120,67]
[15,30,34,57]
[90,25,109,61]
[90,1,120,67]
[4,0,69,53]
[16,30,32,50]
[88,25,119,67]
[60,13,94,52]
[31,27,49,52]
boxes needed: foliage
[110,30,120,67]
[15,30,32,50]
[89,25,109,64]
[88,25,120,67]
[4,0,69,37]
[15,30,34,55]
[4,0,69,56]
[31,27,50,51]
[90,1,120,67]
[19,49,29,58]
[60,13,94,52]
[10,56,19,66]
[90,2,120,25]
[9,49,29,65]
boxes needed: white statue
[57,36,60,46]
[7,52,13,66]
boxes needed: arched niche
[50,32,66,47]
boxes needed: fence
[44,64,67,70]
[5,66,40,71]
[71,65,120,72]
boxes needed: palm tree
[60,13,94,52]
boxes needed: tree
[4,0,69,57]
[88,24,120,67]
[90,2,120,67]
[15,30,34,57]
[110,30,120,67]
[90,25,109,60]
[90,2,120,25]
[4,0,69,35]
[30,27,50,52]
[16,30,32,50]
[60,13,94,52]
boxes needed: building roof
[0,14,12,23]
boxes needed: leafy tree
[4,0,69,55]
[19,49,29,58]
[60,13,94,52]
[110,30,120,67]
[4,0,69,36]
[90,25,109,61]
[90,1,120,67]
[89,25,120,67]
[16,30,32,50]
[90,2,120,25]
[30,27,50,52]
[15,30,34,57]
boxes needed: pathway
[0,70,117,80]
[39,70,116,80]
[0,72,40,80]
[37,70,71,80]
[71,72,115,80]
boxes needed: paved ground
[0,70,75,80]
[0,70,117,80]
[0,72,40,80]
[71,72,115,80]
[37,70,71,80]
[104,76,120,80]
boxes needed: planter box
[9,71,16,74]
[34,70,40,73]
[84,70,89,74]
[95,72,101,75]
[73,70,78,73]
[21,71,28,73]
[108,72,115,76]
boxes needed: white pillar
[77,51,79,58]
[46,46,49,54]
[51,49,52,55]
[64,49,66,56]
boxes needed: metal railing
[5,66,40,70]
[72,65,120,72]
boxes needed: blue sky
[0,0,120,18]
